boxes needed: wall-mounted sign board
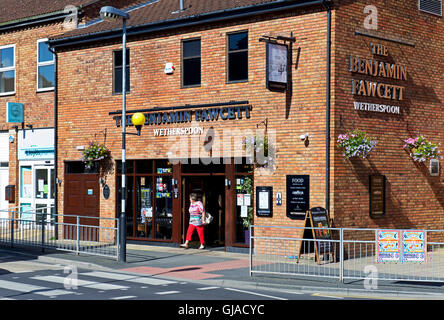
[286,175,309,220]
[256,186,272,217]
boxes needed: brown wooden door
[64,173,100,241]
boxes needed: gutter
[49,0,330,49]
[0,10,73,33]
[323,1,332,213]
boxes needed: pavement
[2,243,444,299]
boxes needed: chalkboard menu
[369,175,386,218]
[286,175,309,220]
[309,207,332,260]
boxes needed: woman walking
[180,192,206,249]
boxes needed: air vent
[430,159,440,176]
[419,0,442,16]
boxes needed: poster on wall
[286,175,309,220]
[376,230,401,262]
[256,186,272,217]
[402,230,426,263]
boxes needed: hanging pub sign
[266,42,288,91]
[286,175,309,220]
[256,186,273,217]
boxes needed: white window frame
[36,38,55,92]
[0,44,16,96]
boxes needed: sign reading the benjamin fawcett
[350,43,407,115]
[286,175,309,220]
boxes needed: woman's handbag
[204,212,213,225]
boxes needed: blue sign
[7,102,24,123]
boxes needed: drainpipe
[324,1,332,213]
[180,0,184,11]
[48,45,58,236]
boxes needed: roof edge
[49,0,331,49]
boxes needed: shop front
[17,128,55,224]
[115,158,254,248]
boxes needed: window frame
[0,44,16,96]
[36,38,55,92]
[226,30,249,84]
[181,37,202,88]
[113,48,130,95]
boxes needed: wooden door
[64,173,100,241]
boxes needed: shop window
[65,161,99,174]
[113,49,130,94]
[136,160,153,174]
[0,44,15,95]
[116,160,134,174]
[155,159,173,174]
[20,166,32,199]
[235,174,253,244]
[37,39,55,91]
[227,31,248,82]
[136,176,153,238]
[154,176,173,240]
[182,38,201,87]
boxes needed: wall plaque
[286,175,309,220]
[256,186,272,217]
[369,174,386,218]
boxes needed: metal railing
[0,207,119,260]
[249,225,444,283]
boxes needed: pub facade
[48,0,443,250]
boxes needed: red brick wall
[55,7,330,232]
[332,0,444,230]
[0,22,66,208]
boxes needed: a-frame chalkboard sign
[297,207,334,264]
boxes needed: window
[113,49,130,94]
[0,44,15,95]
[227,31,248,82]
[182,38,201,87]
[37,39,55,91]
[419,0,442,16]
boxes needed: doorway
[182,176,225,247]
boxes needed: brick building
[0,0,141,220]
[47,0,443,250]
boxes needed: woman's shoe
[198,244,205,250]
[179,244,188,249]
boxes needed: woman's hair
[189,192,199,201]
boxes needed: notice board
[286,175,309,220]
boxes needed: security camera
[299,133,308,141]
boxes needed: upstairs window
[37,39,55,91]
[227,31,248,82]
[113,49,130,94]
[0,44,15,95]
[419,0,442,16]
[182,38,201,87]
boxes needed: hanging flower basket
[403,136,442,163]
[337,129,377,159]
[242,134,275,168]
[81,141,109,170]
